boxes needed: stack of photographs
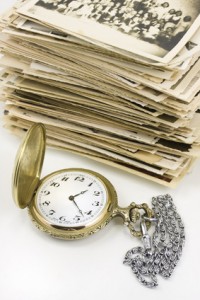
[1,0,200,187]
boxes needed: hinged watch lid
[12,123,46,209]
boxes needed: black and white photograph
[18,0,200,62]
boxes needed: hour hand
[69,190,88,200]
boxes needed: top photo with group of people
[35,0,200,53]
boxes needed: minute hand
[72,200,84,216]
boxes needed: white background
[0,1,200,299]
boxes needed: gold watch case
[12,123,153,240]
[12,123,46,209]
[12,123,118,239]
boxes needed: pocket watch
[12,123,152,240]
[12,123,185,288]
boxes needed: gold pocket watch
[12,123,152,240]
[12,123,185,288]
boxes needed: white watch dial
[35,170,108,227]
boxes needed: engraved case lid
[12,123,46,209]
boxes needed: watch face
[35,169,109,228]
